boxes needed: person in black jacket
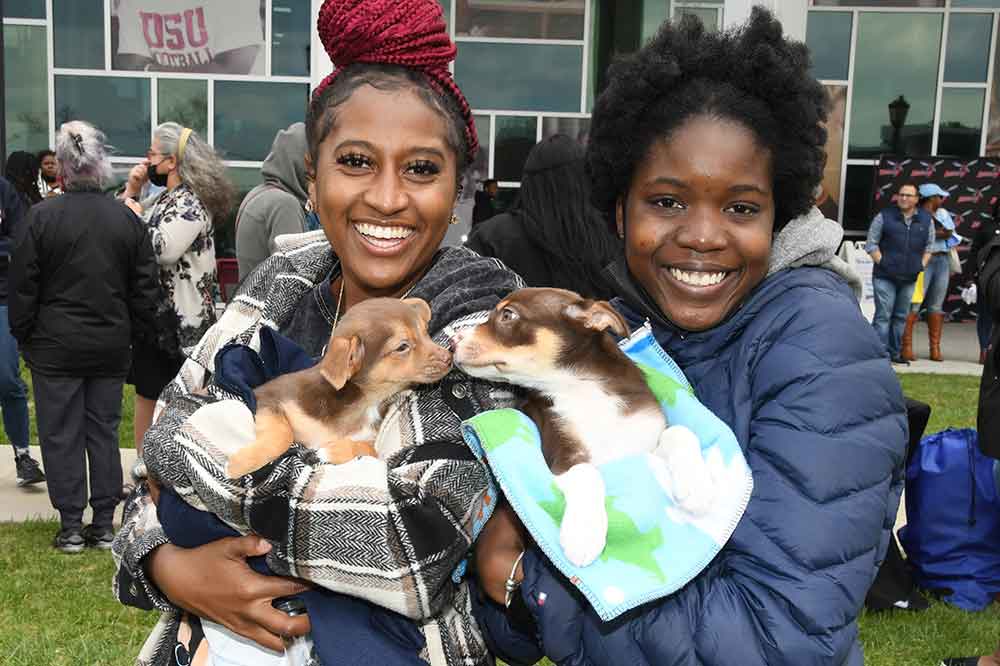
[9,121,159,554]
[970,201,1000,364]
[0,174,44,487]
[466,134,621,300]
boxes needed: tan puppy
[453,288,708,567]
[225,298,452,478]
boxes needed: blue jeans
[872,276,917,358]
[922,253,951,314]
[0,305,30,453]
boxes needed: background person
[9,121,159,553]
[472,10,905,665]
[5,151,43,209]
[120,122,233,452]
[969,201,1000,364]
[866,182,933,364]
[909,183,956,362]
[111,1,523,662]
[36,149,62,198]
[234,122,311,280]
[472,178,497,226]
[467,133,621,300]
[0,170,42,487]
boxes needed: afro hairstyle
[586,7,830,232]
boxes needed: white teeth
[354,223,414,240]
[669,268,728,287]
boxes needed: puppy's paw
[560,504,608,567]
[224,451,257,479]
[554,464,607,567]
[654,425,714,515]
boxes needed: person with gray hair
[120,122,234,452]
[9,120,159,552]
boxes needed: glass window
[848,13,942,159]
[214,81,309,161]
[813,0,943,6]
[642,0,670,42]
[456,42,583,112]
[494,116,537,182]
[460,114,491,208]
[272,0,311,76]
[843,164,877,233]
[945,14,992,83]
[456,0,585,40]
[4,0,44,19]
[216,166,262,256]
[952,0,1000,6]
[675,6,720,31]
[4,26,49,153]
[55,76,151,157]
[542,116,591,144]
[439,0,451,23]
[53,0,104,70]
[157,79,208,137]
[807,12,852,81]
[937,88,985,157]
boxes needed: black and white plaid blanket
[112,232,524,665]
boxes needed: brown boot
[981,349,988,365]
[901,313,918,361]
[927,312,945,362]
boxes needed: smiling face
[310,85,459,300]
[618,115,775,332]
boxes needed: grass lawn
[0,373,996,665]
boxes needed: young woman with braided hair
[111,1,520,664]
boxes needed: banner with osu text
[873,156,1000,316]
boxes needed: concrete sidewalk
[1,446,138,524]
[893,320,985,377]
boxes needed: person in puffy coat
[471,9,908,666]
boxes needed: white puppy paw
[653,425,715,516]
[554,464,607,567]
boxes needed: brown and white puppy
[225,297,452,478]
[453,288,708,567]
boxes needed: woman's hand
[146,535,312,652]
[123,163,148,199]
[475,501,529,606]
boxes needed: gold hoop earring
[449,213,460,226]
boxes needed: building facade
[4,0,997,243]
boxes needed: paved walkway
[0,446,138,524]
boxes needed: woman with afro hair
[472,9,906,665]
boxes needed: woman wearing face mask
[120,122,234,452]
[473,10,906,666]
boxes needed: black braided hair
[586,7,830,232]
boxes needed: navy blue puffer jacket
[472,263,907,666]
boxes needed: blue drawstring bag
[898,428,1000,610]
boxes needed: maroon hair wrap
[314,0,478,163]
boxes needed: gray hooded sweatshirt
[235,122,310,280]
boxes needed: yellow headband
[177,127,193,163]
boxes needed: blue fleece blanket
[460,325,753,622]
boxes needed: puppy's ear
[402,297,432,324]
[320,335,365,390]
[563,301,630,338]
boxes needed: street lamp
[888,95,910,155]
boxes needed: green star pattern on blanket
[539,483,667,581]
[635,362,693,406]
[473,409,536,453]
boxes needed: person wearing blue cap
[908,183,960,361]
[866,182,935,364]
